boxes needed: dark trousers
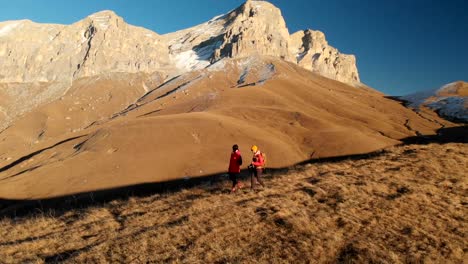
[250,167,265,188]
[229,173,239,188]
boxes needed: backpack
[261,152,267,172]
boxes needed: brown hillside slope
[0,142,466,263]
[0,57,453,199]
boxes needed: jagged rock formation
[211,0,292,62]
[0,11,169,83]
[290,29,360,84]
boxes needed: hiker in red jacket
[249,145,265,190]
[228,144,243,192]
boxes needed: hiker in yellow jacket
[248,145,265,190]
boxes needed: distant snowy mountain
[401,81,468,123]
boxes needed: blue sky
[1,0,467,95]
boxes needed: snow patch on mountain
[401,88,438,108]
[0,22,21,37]
[427,97,468,122]
[206,59,226,72]
[166,12,227,73]
[401,82,468,123]
[438,82,459,94]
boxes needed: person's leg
[236,173,243,189]
[256,168,265,187]
[233,173,238,188]
[250,166,256,189]
[229,173,236,191]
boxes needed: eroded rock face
[0,20,65,83]
[0,11,170,84]
[290,29,360,84]
[212,0,292,62]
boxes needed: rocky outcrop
[290,29,360,84]
[212,0,292,62]
[0,11,170,84]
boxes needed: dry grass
[0,142,466,263]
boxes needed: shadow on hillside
[384,96,410,107]
[385,95,468,124]
[401,126,468,145]
[0,126,466,219]
[0,151,387,219]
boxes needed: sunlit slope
[0,57,448,199]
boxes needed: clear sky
[1,0,467,95]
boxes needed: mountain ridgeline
[0,1,359,84]
[0,0,361,131]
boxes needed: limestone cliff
[0,11,169,84]
[212,0,292,61]
[290,29,360,84]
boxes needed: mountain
[0,1,456,199]
[0,1,361,130]
[0,10,169,83]
[401,81,468,123]
[0,10,170,129]
[0,1,359,84]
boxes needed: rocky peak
[89,10,118,18]
[290,29,360,84]
[85,10,123,32]
[212,0,292,61]
[208,1,359,85]
[237,0,282,18]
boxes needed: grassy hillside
[1,141,466,263]
[0,57,451,200]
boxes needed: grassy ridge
[0,142,466,263]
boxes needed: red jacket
[228,150,242,173]
[252,151,264,167]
